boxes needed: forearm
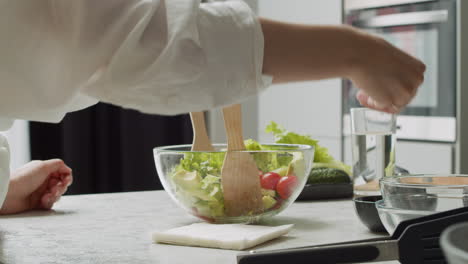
[261,18,360,83]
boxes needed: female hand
[0,159,73,215]
[261,20,426,113]
[348,29,426,113]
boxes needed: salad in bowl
[154,141,314,223]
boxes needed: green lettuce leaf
[178,152,225,177]
[265,121,351,175]
[245,138,293,173]
[265,121,334,163]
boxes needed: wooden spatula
[190,112,215,152]
[221,104,263,217]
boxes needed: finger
[56,174,73,188]
[64,175,73,187]
[40,193,54,210]
[357,92,398,114]
[390,86,413,109]
[405,69,424,97]
[408,56,426,74]
[392,69,424,108]
[49,182,61,195]
[42,159,72,176]
[397,56,425,96]
[40,187,66,210]
[356,90,368,105]
[366,96,392,111]
[57,186,68,198]
[48,178,60,188]
[56,173,73,187]
[26,160,68,188]
[388,105,401,114]
[49,187,67,207]
[46,175,72,198]
[51,179,70,196]
[356,91,387,110]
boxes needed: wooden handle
[222,104,245,151]
[190,112,215,151]
[221,104,263,216]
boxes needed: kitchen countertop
[0,191,399,264]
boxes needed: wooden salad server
[221,104,263,217]
[190,112,215,152]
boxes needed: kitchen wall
[256,0,343,159]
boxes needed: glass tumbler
[351,108,397,196]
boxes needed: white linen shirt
[0,0,271,208]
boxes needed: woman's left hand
[0,159,73,215]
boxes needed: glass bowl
[375,199,434,235]
[441,222,468,264]
[153,143,314,224]
[380,175,468,211]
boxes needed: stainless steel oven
[343,0,457,142]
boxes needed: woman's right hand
[347,28,426,113]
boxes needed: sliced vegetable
[245,138,294,174]
[261,188,276,197]
[272,166,289,177]
[262,196,277,210]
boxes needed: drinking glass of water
[351,108,397,196]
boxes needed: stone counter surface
[0,191,398,264]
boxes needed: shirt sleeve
[0,135,10,209]
[0,0,271,121]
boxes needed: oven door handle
[356,10,449,28]
[345,0,437,11]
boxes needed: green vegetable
[194,200,225,217]
[245,138,293,173]
[313,161,352,176]
[244,139,263,151]
[266,121,333,163]
[172,170,201,190]
[201,175,223,201]
[265,121,351,176]
[272,167,289,177]
[262,196,277,210]
[286,152,305,177]
[172,170,217,201]
[307,167,351,184]
[261,188,276,197]
[178,152,225,178]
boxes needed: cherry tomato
[191,207,215,223]
[260,172,281,190]
[276,175,298,199]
